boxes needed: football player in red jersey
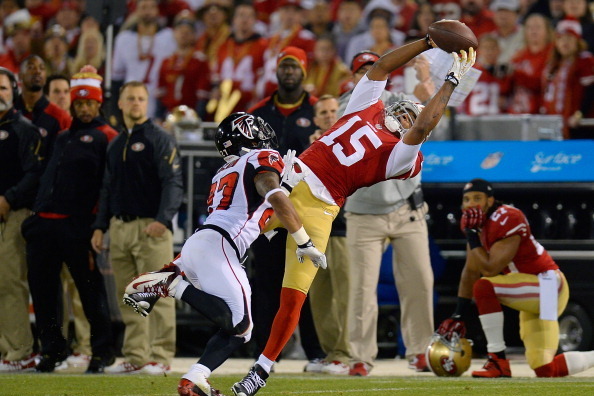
[231,37,477,396]
[437,178,594,378]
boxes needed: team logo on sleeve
[231,114,255,138]
[0,130,8,140]
[268,153,280,165]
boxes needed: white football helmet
[426,332,473,377]
[384,99,424,137]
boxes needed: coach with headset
[0,67,44,372]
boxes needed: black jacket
[0,108,43,210]
[34,117,117,216]
[93,119,183,231]
[250,92,317,156]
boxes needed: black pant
[23,215,113,358]
[250,230,324,361]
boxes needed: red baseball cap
[350,51,380,74]
[277,46,308,76]
[556,18,582,39]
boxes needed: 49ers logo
[231,114,255,139]
[0,130,8,140]
[439,356,457,375]
[131,142,145,152]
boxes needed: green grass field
[3,374,594,396]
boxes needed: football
[428,20,478,54]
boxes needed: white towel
[538,270,558,321]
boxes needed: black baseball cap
[463,178,493,197]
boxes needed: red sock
[262,287,306,361]
[534,354,569,377]
[473,278,502,315]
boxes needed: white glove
[445,47,476,86]
[280,150,305,194]
[296,240,327,270]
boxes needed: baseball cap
[556,18,582,38]
[350,51,380,74]
[463,178,494,197]
[490,0,520,11]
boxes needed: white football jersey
[203,149,284,257]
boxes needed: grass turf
[3,374,594,395]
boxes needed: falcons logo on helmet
[231,114,255,139]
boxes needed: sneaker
[178,376,223,396]
[105,361,142,374]
[321,361,349,375]
[349,362,370,376]
[125,263,182,297]
[408,353,430,372]
[303,358,326,373]
[0,353,38,372]
[85,354,116,374]
[123,292,161,317]
[141,362,171,375]
[471,353,512,378]
[66,353,91,367]
[232,364,269,396]
[36,353,67,373]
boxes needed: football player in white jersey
[122,112,326,396]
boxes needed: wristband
[291,226,310,246]
[454,297,472,319]
[445,73,459,86]
[425,34,433,49]
[264,188,285,202]
[466,228,481,249]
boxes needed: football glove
[436,315,467,342]
[460,206,485,232]
[296,240,327,270]
[280,150,305,195]
[445,47,476,86]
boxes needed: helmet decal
[231,114,256,139]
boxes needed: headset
[0,67,19,99]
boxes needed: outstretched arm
[367,39,433,81]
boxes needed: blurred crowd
[0,0,592,138]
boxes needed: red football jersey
[506,44,552,114]
[481,205,558,275]
[299,100,423,207]
[459,64,503,115]
[157,51,211,111]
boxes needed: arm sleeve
[343,75,387,116]
[154,133,184,228]
[385,140,423,179]
[4,124,43,208]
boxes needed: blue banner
[421,141,594,182]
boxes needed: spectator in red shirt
[505,13,554,114]
[0,16,33,74]
[541,18,594,139]
[460,0,497,38]
[195,0,232,69]
[561,0,594,51]
[490,0,525,70]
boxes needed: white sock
[564,351,594,375]
[256,355,275,374]
[172,278,190,300]
[479,312,506,353]
[183,363,211,383]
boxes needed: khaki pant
[61,265,92,356]
[345,203,434,366]
[109,217,175,367]
[0,208,33,361]
[309,236,351,364]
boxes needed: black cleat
[232,364,268,396]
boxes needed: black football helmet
[215,112,277,161]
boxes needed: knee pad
[473,278,501,315]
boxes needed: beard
[0,97,12,112]
[28,84,43,92]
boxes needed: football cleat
[232,364,268,396]
[125,263,183,297]
[472,353,511,378]
[178,376,224,396]
[0,353,38,372]
[35,352,68,373]
[349,362,370,376]
[303,358,326,373]
[123,292,160,317]
[408,353,430,372]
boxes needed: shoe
[349,362,370,376]
[321,361,349,375]
[0,353,38,372]
[125,263,182,297]
[35,353,67,373]
[472,353,512,378]
[303,358,326,373]
[232,364,269,396]
[178,376,223,396]
[408,353,430,372]
[85,354,116,374]
[66,353,91,367]
[142,362,171,375]
[105,361,142,374]
[123,264,182,317]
